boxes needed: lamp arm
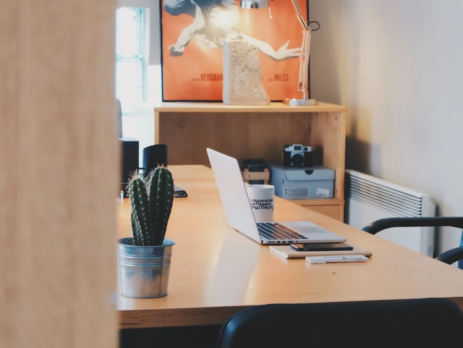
[291,0,310,30]
[291,0,311,99]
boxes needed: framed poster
[161,0,309,102]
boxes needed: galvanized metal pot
[117,237,175,298]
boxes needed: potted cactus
[117,167,175,298]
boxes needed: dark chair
[362,217,463,265]
[217,299,463,348]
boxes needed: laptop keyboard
[257,223,307,241]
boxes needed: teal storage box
[268,163,335,200]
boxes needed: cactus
[128,168,174,246]
[128,176,153,245]
[147,167,174,245]
[131,212,140,245]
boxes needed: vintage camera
[283,144,314,167]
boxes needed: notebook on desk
[270,245,373,259]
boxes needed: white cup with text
[245,185,274,223]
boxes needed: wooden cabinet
[302,202,344,221]
[307,205,341,220]
[154,102,347,221]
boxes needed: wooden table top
[117,165,463,329]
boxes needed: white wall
[310,0,463,255]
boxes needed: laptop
[207,149,346,245]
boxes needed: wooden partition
[0,1,118,347]
[155,102,347,220]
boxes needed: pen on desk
[306,255,368,264]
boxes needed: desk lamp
[240,0,316,106]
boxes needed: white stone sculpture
[223,40,271,105]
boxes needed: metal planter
[117,237,174,298]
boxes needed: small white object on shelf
[222,39,270,105]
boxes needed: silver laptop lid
[206,148,262,243]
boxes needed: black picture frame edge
[159,0,311,103]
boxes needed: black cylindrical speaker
[120,137,139,197]
[143,144,168,173]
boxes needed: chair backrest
[217,299,463,348]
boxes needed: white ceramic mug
[245,185,274,223]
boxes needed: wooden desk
[118,165,463,329]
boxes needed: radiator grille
[346,172,424,217]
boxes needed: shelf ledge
[155,102,347,113]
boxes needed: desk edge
[120,297,463,329]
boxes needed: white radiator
[345,170,436,257]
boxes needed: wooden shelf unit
[154,102,347,221]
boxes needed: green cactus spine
[128,168,174,246]
[147,167,174,246]
[128,176,153,246]
[131,212,140,245]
